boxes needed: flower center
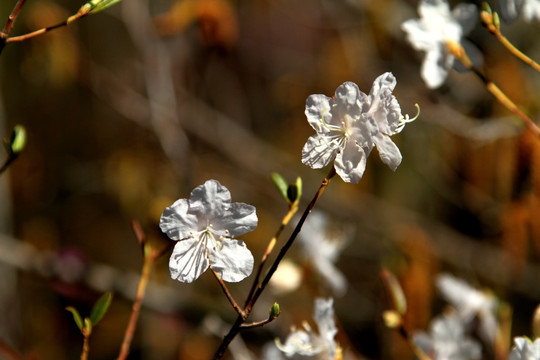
[191,224,227,251]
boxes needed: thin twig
[238,316,278,330]
[80,332,90,360]
[0,154,17,176]
[447,40,540,138]
[6,13,83,43]
[244,200,299,307]
[246,167,336,312]
[212,167,336,359]
[211,270,246,318]
[2,0,26,36]
[481,12,540,74]
[117,222,172,360]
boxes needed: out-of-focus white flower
[412,313,482,360]
[509,337,540,360]
[401,0,478,88]
[500,0,540,22]
[298,211,351,296]
[302,73,416,183]
[277,298,338,359]
[269,259,302,294]
[437,273,498,345]
[160,180,257,283]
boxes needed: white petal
[213,202,258,238]
[373,133,402,171]
[276,330,322,357]
[370,72,396,100]
[402,19,439,51]
[160,199,199,240]
[314,298,337,353]
[208,239,254,282]
[334,141,370,184]
[333,82,363,121]
[302,134,341,169]
[421,47,449,89]
[522,0,540,21]
[305,94,333,134]
[189,180,231,220]
[419,0,452,20]
[169,238,209,283]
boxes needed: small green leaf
[481,2,492,15]
[295,177,302,201]
[66,306,84,331]
[89,292,113,326]
[10,125,26,155]
[493,11,500,29]
[271,172,290,204]
[79,0,123,15]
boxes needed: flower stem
[212,167,336,359]
[212,270,246,318]
[447,40,540,137]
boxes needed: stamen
[396,103,420,132]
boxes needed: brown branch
[117,222,173,360]
[2,0,26,36]
[6,13,83,43]
[212,167,336,359]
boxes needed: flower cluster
[302,72,416,183]
[276,298,339,359]
[160,180,257,283]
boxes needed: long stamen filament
[320,109,346,134]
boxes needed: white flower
[437,274,498,345]
[402,0,478,88]
[277,298,338,359]
[302,73,416,183]
[298,211,351,296]
[412,313,482,360]
[160,180,257,283]
[500,0,540,22]
[509,337,540,360]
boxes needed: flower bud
[269,302,281,319]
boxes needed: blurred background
[0,0,539,358]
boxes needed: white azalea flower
[437,274,498,345]
[500,0,540,22]
[298,211,351,296]
[277,298,338,359]
[412,313,482,360]
[302,73,416,184]
[402,0,478,88]
[160,179,257,283]
[509,337,540,360]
